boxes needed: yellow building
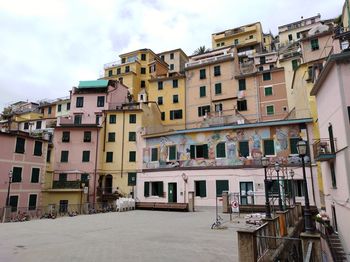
[98,102,163,202]
[103,48,168,99]
[158,48,189,74]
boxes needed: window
[216,180,229,197]
[109,114,116,124]
[46,149,51,162]
[266,105,275,115]
[59,200,68,213]
[58,104,62,112]
[199,69,206,79]
[62,131,70,142]
[158,97,163,105]
[170,110,183,120]
[214,66,221,76]
[129,151,136,162]
[61,151,69,162]
[84,131,91,142]
[173,79,178,88]
[117,68,121,74]
[82,151,90,162]
[215,83,222,95]
[297,32,301,39]
[151,148,158,162]
[264,86,273,96]
[161,112,165,121]
[169,64,174,70]
[158,81,163,90]
[128,172,137,186]
[240,182,254,204]
[108,132,115,142]
[200,86,206,97]
[290,138,299,154]
[34,141,42,156]
[264,140,275,155]
[294,180,305,197]
[237,100,247,111]
[249,35,253,39]
[173,95,179,103]
[168,145,177,160]
[9,196,18,212]
[141,80,145,88]
[74,115,82,125]
[141,67,146,74]
[97,96,105,107]
[59,173,67,182]
[108,70,113,77]
[151,182,164,197]
[36,121,42,129]
[239,79,246,91]
[24,122,29,130]
[239,141,249,157]
[28,194,37,210]
[129,132,136,141]
[96,115,101,124]
[160,55,165,60]
[330,162,337,188]
[270,64,274,70]
[141,53,146,61]
[259,66,264,72]
[106,152,113,162]
[170,53,174,59]
[12,167,22,182]
[76,97,84,108]
[125,66,130,73]
[15,137,25,153]
[48,107,52,114]
[311,38,319,51]
[81,173,89,184]
[195,181,207,197]
[292,59,299,70]
[31,168,40,183]
[144,182,150,197]
[129,114,136,124]
[215,103,223,112]
[198,105,210,117]
[216,142,226,158]
[288,34,293,41]
[260,56,266,64]
[66,102,70,110]
[234,39,239,45]
[190,144,209,159]
[263,72,271,81]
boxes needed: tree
[193,46,210,55]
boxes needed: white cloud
[0,0,343,111]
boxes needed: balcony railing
[52,180,81,189]
[104,56,139,69]
[313,138,336,161]
[185,53,234,68]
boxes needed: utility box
[222,191,229,213]
[188,191,195,212]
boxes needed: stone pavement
[0,208,254,262]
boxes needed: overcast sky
[0,0,343,111]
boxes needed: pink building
[311,51,350,258]
[52,80,128,205]
[0,131,47,211]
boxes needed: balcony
[238,61,256,75]
[185,53,234,69]
[52,180,82,189]
[104,56,139,70]
[313,138,336,161]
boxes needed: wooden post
[237,229,257,262]
[300,232,322,261]
[262,216,279,249]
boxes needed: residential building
[0,131,48,213]
[310,51,350,257]
[158,48,189,74]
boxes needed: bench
[136,202,188,212]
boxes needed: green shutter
[200,86,206,97]
[290,138,299,154]
[216,142,226,158]
[31,168,40,183]
[158,182,164,197]
[12,167,22,182]
[264,87,273,96]
[28,194,37,210]
[144,182,149,197]
[239,141,249,157]
[215,83,222,94]
[128,173,137,186]
[34,141,42,156]
[190,145,195,159]
[15,137,25,153]
[169,145,176,160]
[264,140,275,155]
[203,144,209,159]
[216,180,229,197]
[151,148,158,161]
[239,79,246,90]
[199,181,207,197]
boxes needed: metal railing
[312,138,336,160]
[185,53,234,68]
[255,223,269,259]
[52,180,82,189]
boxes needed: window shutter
[158,182,164,197]
[169,146,176,160]
[144,182,150,197]
[200,181,207,197]
[216,142,226,158]
[216,180,229,197]
[190,145,195,159]
[203,144,209,159]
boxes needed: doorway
[105,175,113,193]
[168,183,177,203]
[331,205,338,232]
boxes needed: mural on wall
[142,124,306,169]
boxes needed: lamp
[296,140,307,156]
[6,170,13,207]
[261,157,269,167]
[261,157,271,218]
[290,169,295,206]
[274,162,283,211]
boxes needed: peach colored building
[311,51,350,257]
[0,131,48,212]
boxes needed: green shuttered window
[239,141,249,157]
[216,142,226,158]
[216,180,229,197]
[264,140,275,156]
[144,182,150,197]
[168,145,176,160]
[195,181,207,197]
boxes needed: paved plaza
[0,208,255,262]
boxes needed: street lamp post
[297,139,312,233]
[5,171,13,207]
[274,162,283,211]
[289,169,295,206]
[262,157,271,218]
